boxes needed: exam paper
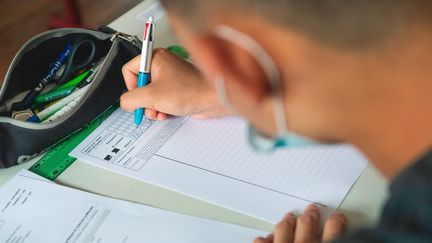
[71,109,368,223]
[0,170,266,243]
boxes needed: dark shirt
[334,150,432,243]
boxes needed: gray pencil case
[0,27,141,168]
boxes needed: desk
[0,0,389,232]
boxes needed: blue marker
[12,44,74,112]
[135,16,155,126]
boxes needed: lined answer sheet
[71,108,367,223]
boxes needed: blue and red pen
[134,16,155,126]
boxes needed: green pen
[57,70,91,90]
[34,87,75,106]
[34,70,90,106]
[35,70,91,105]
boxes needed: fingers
[255,206,345,243]
[144,109,169,121]
[322,212,347,242]
[253,237,269,243]
[274,213,296,243]
[120,86,155,112]
[145,108,158,120]
[120,87,169,121]
[156,112,169,121]
[266,234,274,242]
[253,234,274,243]
[122,55,141,91]
[294,204,321,243]
[253,213,295,243]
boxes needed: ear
[190,33,271,104]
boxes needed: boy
[121,1,432,242]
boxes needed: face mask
[213,25,317,152]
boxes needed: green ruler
[29,105,118,180]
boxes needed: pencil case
[0,27,141,168]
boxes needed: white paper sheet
[0,170,266,243]
[71,109,368,223]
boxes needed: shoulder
[333,150,432,243]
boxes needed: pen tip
[149,16,154,22]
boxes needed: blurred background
[0,0,142,84]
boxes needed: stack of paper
[71,109,367,223]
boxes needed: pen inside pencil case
[32,58,105,107]
[0,62,97,121]
[0,31,113,120]
[26,60,105,124]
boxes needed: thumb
[120,85,156,112]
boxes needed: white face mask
[213,25,317,152]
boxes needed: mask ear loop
[213,25,288,137]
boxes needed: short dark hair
[160,0,432,48]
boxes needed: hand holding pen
[119,17,230,122]
[120,46,232,121]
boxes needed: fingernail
[307,205,320,221]
[307,204,319,211]
[284,212,296,220]
[266,233,274,240]
[333,212,348,224]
